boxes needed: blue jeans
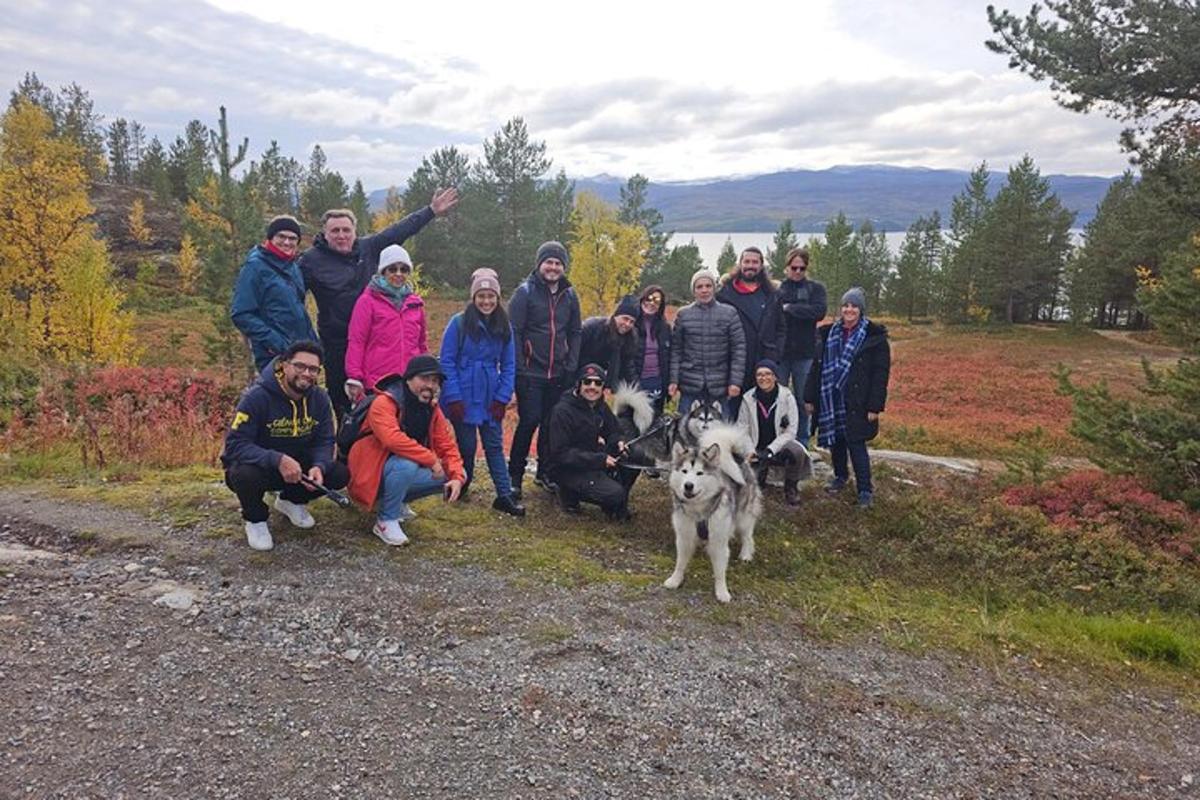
[777,358,814,445]
[453,419,512,498]
[830,435,872,495]
[377,456,447,522]
[678,390,735,422]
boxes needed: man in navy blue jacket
[221,340,349,551]
[299,188,459,416]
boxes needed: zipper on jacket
[547,288,559,380]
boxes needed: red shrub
[13,367,242,468]
[1003,470,1200,563]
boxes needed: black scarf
[400,384,433,446]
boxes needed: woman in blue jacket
[439,268,524,517]
[230,216,318,370]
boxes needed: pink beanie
[470,267,502,298]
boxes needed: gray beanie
[841,286,867,313]
[535,241,569,269]
[690,268,719,291]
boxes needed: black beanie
[577,363,607,388]
[535,240,569,269]
[613,295,640,319]
[402,354,446,381]
[266,215,302,240]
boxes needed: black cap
[577,363,607,387]
[402,354,446,381]
[266,215,302,240]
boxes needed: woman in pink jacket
[344,244,429,400]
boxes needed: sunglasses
[383,264,412,275]
[581,377,604,387]
[788,264,808,272]
[641,295,663,306]
[289,361,321,375]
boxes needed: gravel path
[2,488,1197,799]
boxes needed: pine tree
[888,213,942,320]
[135,136,172,201]
[851,221,891,308]
[167,120,212,202]
[766,219,798,278]
[301,144,349,225]
[106,118,134,184]
[812,213,856,300]
[348,179,372,236]
[654,240,705,301]
[403,146,471,285]
[618,174,669,274]
[941,163,992,322]
[716,237,737,273]
[245,140,300,216]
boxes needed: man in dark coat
[544,364,632,521]
[716,246,779,408]
[221,340,349,551]
[575,295,640,389]
[507,241,583,499]
[771,247,827,447]
[298,188,458,416]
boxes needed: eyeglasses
[641,296,662,306]
[581,378,604,387]
[273,233,300,243]
[289,361,321,374]
[383,264,412,275]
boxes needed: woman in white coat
[736,358,812,507]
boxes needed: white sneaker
[244,521,274,551]
[274,497,315,529]
[373,520,409,546]
[397,503,417,523]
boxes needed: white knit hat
[690,268,719,291]
[378,244,412,274]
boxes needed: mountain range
[372,164,1119,233]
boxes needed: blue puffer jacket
[230,244,318,369]
[438,312,516,426]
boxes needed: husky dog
[674,398,725,450]
[612,383,675,467]
[664,424,762,603]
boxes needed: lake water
[671,230,1085,270]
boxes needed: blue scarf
[370,275,413,309]
[817,319,870,447]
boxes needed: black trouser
[224,460,350,523]
[557,469,628,515]
[322,338,351,420]
[509,375,566,485]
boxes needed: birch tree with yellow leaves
[568,192,647,318]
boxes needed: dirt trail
[2,487,1197,798]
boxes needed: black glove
[755,448,771,464]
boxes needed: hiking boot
[534,474,559,493]
[825,477,848,495]
[373,519,410,546]
[244,521,273,551]
[857,491,874,509]
[606,506,634,523]
[492,495,526,517]
[509,476,523,502]
[274,497,315,529]
[557,487,581,515]
[397,502,417,523]
[784,481,801,508]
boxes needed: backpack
[334,377,405,462]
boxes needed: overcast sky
[1,0,1130,189]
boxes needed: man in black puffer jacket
[298,188,458,417]
[716,246,779,407]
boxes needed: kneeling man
[222,340,348,551]
[346,355,465,546]
[544,363,632,521]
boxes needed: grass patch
[6,461,1200,691]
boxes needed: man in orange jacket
[346,355,466,546]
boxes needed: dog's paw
[663,574,684,589]
[738,548,754,562]
[715,587,732,603]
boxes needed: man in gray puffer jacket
[668,268,747,419]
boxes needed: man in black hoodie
[544,364,632,521]
[298,187,459,417]
[506,241,583,499]
[221,340,348,551]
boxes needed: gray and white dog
[664,423,763,603]
[674,398,725,449]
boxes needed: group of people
[221,195,891,551]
